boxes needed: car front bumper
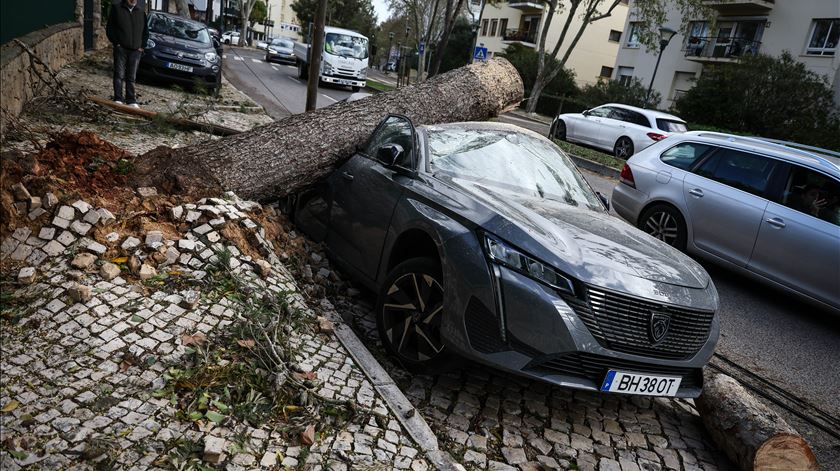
[139,54,221,88]
[440,232,719,398]
[267,51,297,63]
[321,74,365,88]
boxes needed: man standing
[106,0,149,107]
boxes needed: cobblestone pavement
[345,298,734,471]
[0,190,429,469]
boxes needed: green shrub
[499,44,578,113]
[675,52,840,151]
[577,78,660,109]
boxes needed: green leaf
[211,400,229,412]
[205,411,225,424]
[130,314,143,323]
[188,411,204,421]
[8,450,28,460]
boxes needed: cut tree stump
[132,58,523,201]
[695,371,818,471]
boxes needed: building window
[608,30,621,42]
[499,18,508,37]
[617,66,634,86]
[806,19,840,56]
[490,19,498,37]
[626,22,641,48]
[599,66,614,78]
[481,19,489,36]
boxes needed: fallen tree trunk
[695,371,818,471]
[134,58,523,201]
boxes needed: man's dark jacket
[106,1,149,50]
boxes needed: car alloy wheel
[614,137,634,159]
[377,258,446,366]
[639,204,687,250]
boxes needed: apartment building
[476,0,629,86]
[613,0,840,109]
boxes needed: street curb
[569,154,620,180]
[331,322,463,471]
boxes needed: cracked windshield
[324,33,368,59]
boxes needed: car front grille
[563,286,714,360]
[526,352,703,391]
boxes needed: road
[221,52,840,464]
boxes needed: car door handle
[342,171,354,181]
[688,188,704,198]
[766,217,786,229]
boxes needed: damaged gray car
[291,117,719,398]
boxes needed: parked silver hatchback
[612,132,840,313]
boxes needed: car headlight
[268,47,277,53]
[146,39,156,49]
[482,232,575,294]
[359,67,367,74]
[205,52,219,63]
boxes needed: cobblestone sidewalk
[0,189,430,470]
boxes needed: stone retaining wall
[0,23,84,135]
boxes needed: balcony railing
[684,36,761,61]
[502,29,538,45]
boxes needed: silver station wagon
[612,132,840,313]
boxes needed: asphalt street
[221,50,840,462]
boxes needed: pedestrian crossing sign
[474,46,488,61]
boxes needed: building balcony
[508,0,545,11]
[684,36,761,63]
[702,0,773,15]
[502,29,538,47]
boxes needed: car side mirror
[596,191,610,210]
[377,143,404,167]
[582,109,590,116]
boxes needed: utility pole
[404,26,411,86]
[305,0,327,111]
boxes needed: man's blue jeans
[113,46,141,103]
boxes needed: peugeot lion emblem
[649,312,671,344]
[177,52,184,58]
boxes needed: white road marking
[233,56,244,61]
[271,65,278,71]
[320,94,337,103]
[222,54,228,59]
[251,58,261,63]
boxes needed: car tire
[552,120,567,141]
[614,136,634,159]
[376,257,450,370]
[265,54,270,62]
[351,86,361,92]
[638,203,687,251]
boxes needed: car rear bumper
[611,182,648,226]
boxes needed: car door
[573,106,611,147]
[748,165,840,308]
[682,147,780,267]
[327,115,417,281]
[598,107,632,149]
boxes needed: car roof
[597,103,685,123]
[680,131,840,175]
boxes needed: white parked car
[221,31,240,45]
[257,38,271,50]
[549,103,688,159]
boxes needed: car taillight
[647,132,667,141]
[620,164,636,188]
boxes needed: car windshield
[324,33,368,59]
[271,39,294,49]
[428,128,603,211]
[657,119,688,133]
[149,14,210,44]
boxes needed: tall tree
[175,0,191,18]
[525,0,707,113]
[237,0,260,46]
[427,0,467,76]
[249,0,267,29]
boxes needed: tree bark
[134,58,523,201]
[175,0,191,18]
[695,372,818,471]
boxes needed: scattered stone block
[241,218,258,230]
[97,208,116,225]
[100,262,121,281]
[27,249,47,266]
[194,224,212,235]
[12,228,31,242]
[71,253,97,270]
[171,206,184,220]
[38,227,55,240]
[11,183,31,201]
[42,240,65,257]
[56,231,77,246]
[43,192,58,209]
[68,283,92,303]
[52,216,71,229]
[145,231,164,249]
[204,436,227,464]
[83,210,101,225]
[10,244,33,261]
[185,210,202,223]
[87,241,107,255]
[206,231,221,243]
[72,200,92,214]
[70,220,93,236]
[256,260,272,278]
[57,205,75,220]
[180,290,200,309]
[105,232,120,243]
[317,316,335,334]
[14,202,27,214]
[18,267,36,284]
[137,187,158,198]
[28,196,42,210]
[122,237,141,251]
[139,264,157,280]
[209,218,226,228]
[178,239,196,251]
[1,237,19,257]
[28,207,47,220]
[163,247,180,265]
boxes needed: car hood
[150,32,212,52]
[269,46,294,53]
[439,175,709,289]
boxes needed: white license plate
[337,79,352,85]
[600,370,682,396]
[166,62,193,73]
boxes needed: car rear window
[659,143,714,170]
[657,119,688,132]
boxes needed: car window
[149,14,210,45]
[272,39,294,48]
[364,116,414,169]
[660,143,715,170]
[657,119,688,132]
[627,110,650,127]
[781,166,840,226]
[694,148,777,196]
[587,107,611,118]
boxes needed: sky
[372,0,391,23]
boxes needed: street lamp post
[387,31,395,74]
[645,27,677,109]
[469,20,480,63]
[404,26,412,86]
